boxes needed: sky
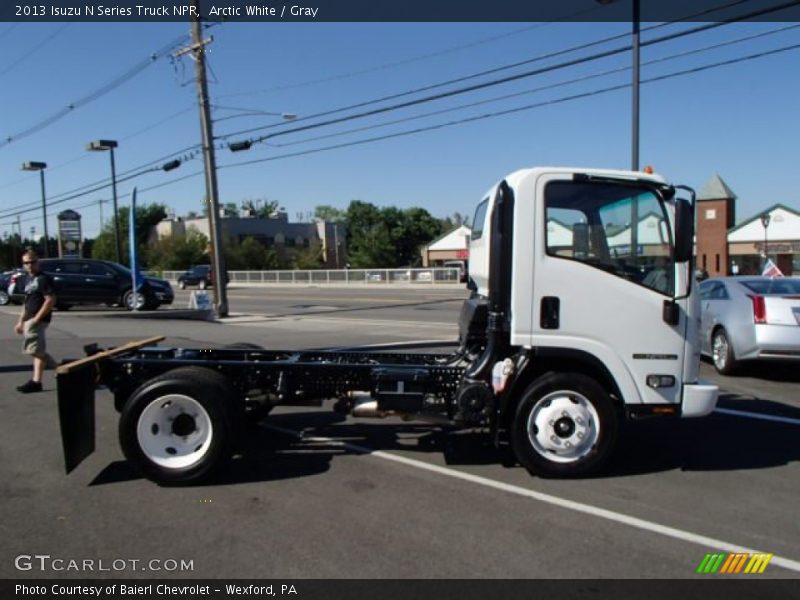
[0,11,799,239]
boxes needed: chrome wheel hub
[527,390,600,463]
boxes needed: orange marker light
[643,165,654,174]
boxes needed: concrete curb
[76,309,216,321]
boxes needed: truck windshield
[545,180,674,296]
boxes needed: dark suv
[177,265,228,289]
[11,258,174,311]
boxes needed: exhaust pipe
[351,399,387,419]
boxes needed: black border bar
[3,0,800,22]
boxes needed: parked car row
[0,259,173,311]
[699,276,800,374]
[0,269,24,306]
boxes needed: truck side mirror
[674,199,693,263]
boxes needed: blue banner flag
[129,187,145,308]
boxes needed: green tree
[224,237,279,270]
[314,205,345,222]
[91,204,167,266]
[392,207,444,267]
[344,201,444,268]
[440,211,471,231]
[145,229,208,271]
[345,200,396,268]
[292,239,324,269]
[241,198,281,219]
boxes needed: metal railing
[161,267,462,285]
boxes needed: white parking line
[715,407,800,426]
[266,424,800,574]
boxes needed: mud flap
[56,364,96,474]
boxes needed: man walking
[14,249,57,393]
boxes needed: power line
[218,0,765,143]
[5,34,792,229]
[0,23,19,41]
[0,1,758,211]
[0,105,197,193]
[0,163,171,221]
[217,41,800,172]
[2,2,792,223]
[222,1,797,149]
[216,0,752,101]
[0,24,70,78]
[0,31,191,148]
[216,5,604,99]
[257,24,800,151]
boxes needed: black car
[177,265,228,290]
[10,258,174,311]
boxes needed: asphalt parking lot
[1,285,799,580]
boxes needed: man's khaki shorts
[22,319,48,357]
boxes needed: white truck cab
[460,167,717,475]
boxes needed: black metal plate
[57,366,96,474]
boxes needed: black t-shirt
[23,273,55,323]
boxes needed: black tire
[55,302,71,311]
[179,280,186,290]
[119,367,239,484]
[511,372,618,478]
[199,279,208,290]
[711,327,738,375]
[0,289,9,306]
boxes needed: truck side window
[545,181,674,296]
[471,198,489,240]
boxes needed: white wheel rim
[712,333,728,370]
[137,394,213,469]
[527,390,600,464]
[0,290,8,304]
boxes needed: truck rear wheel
[119,367,237,485]
[511,372,617,478]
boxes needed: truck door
[532,174,687,406]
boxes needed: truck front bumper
[682,380,719,417]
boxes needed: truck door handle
[541,296,560,329]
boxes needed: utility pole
[631,0,640,171]
[176,0,228,317]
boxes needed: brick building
[695,174,799,276]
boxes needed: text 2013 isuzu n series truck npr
[56,166,718,485]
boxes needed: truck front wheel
[511,372,617,478]
[119,367,236,485]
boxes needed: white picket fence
[160,267,462,285]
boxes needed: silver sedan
[699,276,800,374]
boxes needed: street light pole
[20,161,49,257]
[87,139,121,264]
[595,0,640,170]
[760,213,771,266]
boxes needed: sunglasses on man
[22,260,38,265]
